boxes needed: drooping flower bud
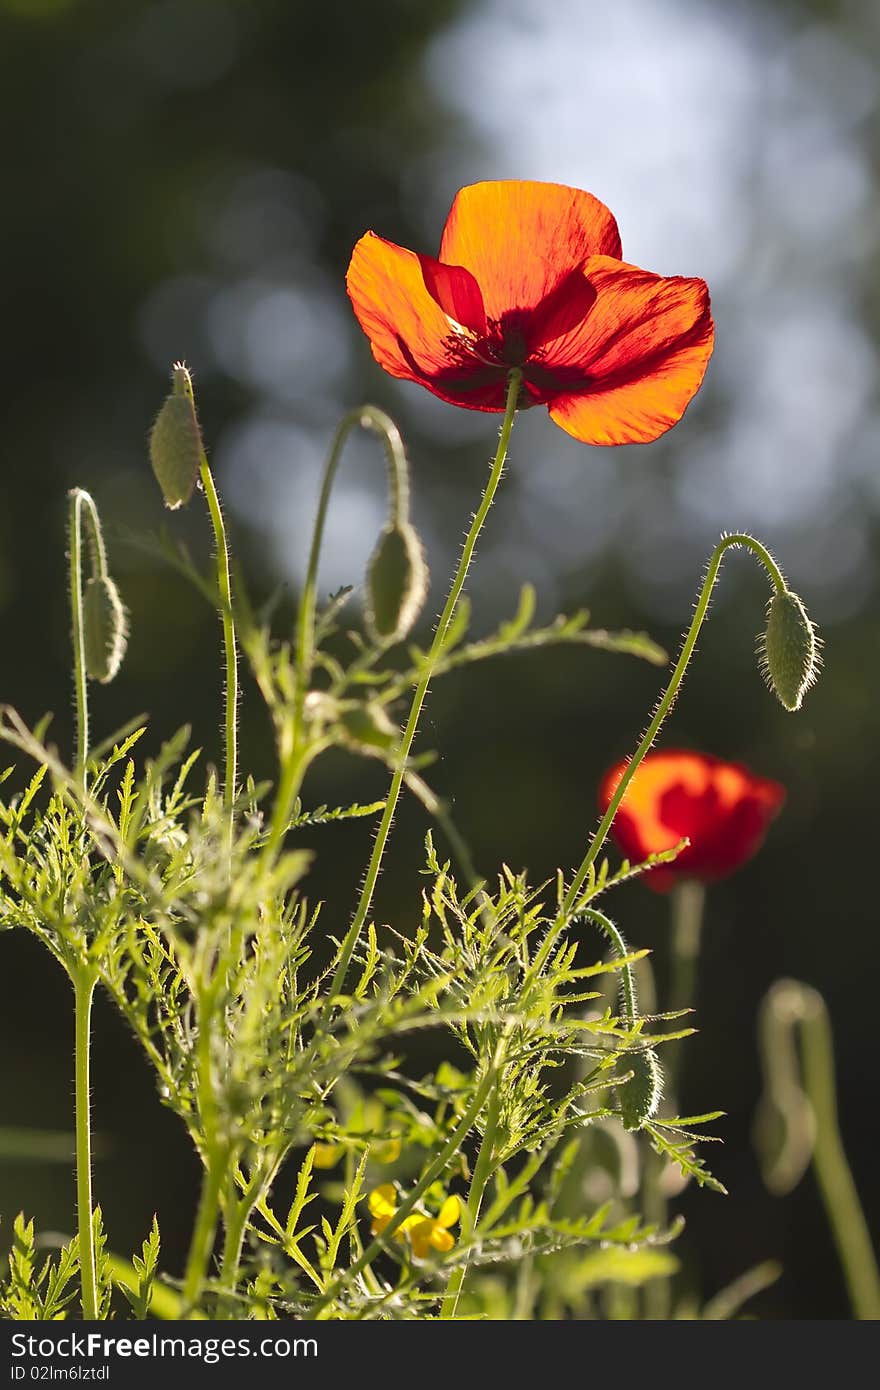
[365,520,428,644]
[83,574,128,684]
[760,588,820,712]
[618,1047,663,1131]
[149,363,203,509]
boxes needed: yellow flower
[366,1185,460,1259]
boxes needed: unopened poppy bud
[619,1048,663,1131]
[149,364,203,509]
[338,702,399,755]
[760,588,820,712]
[83,575,128,684]
[365,521,428,644]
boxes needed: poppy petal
[439,181,622,321]
[546,257,714,444]
[418,255,487,336]
[599,751,785,891]
[526,268,598,350]
[346,231,461,381]
[347,231,510,409]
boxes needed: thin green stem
[642,881,705,1319]
[581,908,639,1031]
[216,1160,273,1310]
[67,492,91,785]
[324,371,522,1013]
[441,1063,504,1319]
[73,966,98,1320]
[198,458,238,853]
[306,1057,500,1319]
[666,879,706,1101]
[181,980,225,1313]
[766,984,880,1320]
[803,1005,880,1319]
[264,407,412,858]
[181,1160,224,1315]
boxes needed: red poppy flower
[599,750,785,892]
[346,180,714,446]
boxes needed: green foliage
[119,1218,161,1319]
[0,395,735,1321]
[0,1214,80,1321]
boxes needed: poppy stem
[757,982,880,1320]
[263,406,411,859]
[322,370,523,1014]
[198,457,238,858]
[557,532,787,930]
[666,879,706,1099]
[68,488,107,787]
[641,880,706,1319]
[441,1060,505,1319]
[72,963,99,1320]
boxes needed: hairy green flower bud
[760,588,820,712]
[365,520,428,644]
[83,574,128,684]
[619,1047,663,1131]
[149,364,203,509]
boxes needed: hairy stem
[181,981,225,1313]
[68,491,93,785]
[73,967,98,1320]
[198,458,238,855]
[441,1063,504,1318]
[324,371,522,1013]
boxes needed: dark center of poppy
[494,311,531,366]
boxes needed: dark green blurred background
[1,0,877,1319]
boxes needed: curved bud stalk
[65,486,128,1322]
[580,908,662,1131]
[558,532,821,928]
[68,489,129,781]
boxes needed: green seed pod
[760,588,820,712]
[619,1048,663,1132]
[83,575,128,684]
[149,366,203,509]
[337,702,399,756]
[365,521,428,644]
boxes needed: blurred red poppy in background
[346,179,714,446]
[599,750,786,892]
